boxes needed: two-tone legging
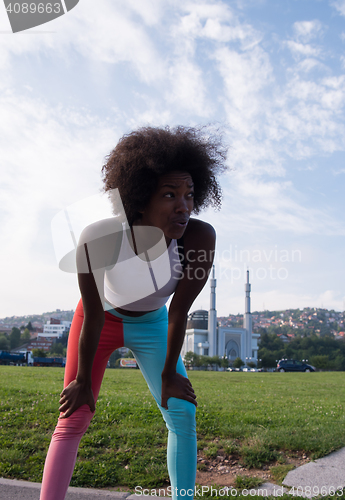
[40,299,197,500]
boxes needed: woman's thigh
[120,307,188,407]
[64,300,125,402]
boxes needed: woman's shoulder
[183,218,216,250]
[77,218,124,272]
[184,218,215,239]
[78,217,123,246]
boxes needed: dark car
[276,359,315,372]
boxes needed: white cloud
[214,45,273,135]
[0,89,121,316]
[294,58,329,73]
[124,0,164,26]
[0,91,118,250]
[0,0,166,83]
[166,59,210,116]
[331,0,345,16]
[285,40,321,59]
[293,20,324,43]
[220,172,345,236]
[271,77,345,154]
[316,290,344,310]
[66,2,166,84]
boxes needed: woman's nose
[175,197,189,212]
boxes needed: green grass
[234,475,263,489]
[1,368,345,490]
[269,464,295,485]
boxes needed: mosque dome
[186,310,208,330]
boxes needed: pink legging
[40,300,196,500]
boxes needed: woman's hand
[59,379,95,419]
[161,372,197,409]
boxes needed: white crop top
[104,227,183,311]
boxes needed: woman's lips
[172,220,188,227]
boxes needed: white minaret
[208,265,217,357]
[243,270,253,359]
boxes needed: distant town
[1,306,344,338]
[1,307,344,342]
[0,306,344,370]
[219,307,345,340]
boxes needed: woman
[40,126,227,500]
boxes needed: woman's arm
[161,219,216,408]
[59,266,105,418]
[59,220,122,418]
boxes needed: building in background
[39,317,71,339]
[181,268,259,365]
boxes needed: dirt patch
[106,451,311,493]
[195,450,311,487]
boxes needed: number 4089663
[288,486,344,497]
[6,3,62,14]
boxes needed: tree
[50,342,64,355]
[108,349,122,368]
[220,356,229,369]
[21,328,31,341]
[193,354,205,369]
[31,348,47,358]
[309,355,330,370]
[259,347,278,368]
[334,354,345,371]
[233,357,244,369]
[10,327,21,349]
[26,321,34,331]
[0,335,10,351]
[210,355,222,370]
[199,355,210,370]
[184,351,198,369]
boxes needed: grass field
[0,367,345,493]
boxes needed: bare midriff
[113,306,158,317]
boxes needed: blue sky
[0,0,344,318]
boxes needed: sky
[0,0,345,318]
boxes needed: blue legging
[40,299,196,500]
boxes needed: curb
[0,478,132,498]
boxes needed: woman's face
[139,171,194,242]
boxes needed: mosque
[181,269,260,365]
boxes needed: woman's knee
[52,405,95,439]
[169,398,196,418]
[163,398,196,436]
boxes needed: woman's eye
[188,192,195,198]
[164,192,174,198]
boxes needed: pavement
[0,478,137,500]
[1,447,345,499]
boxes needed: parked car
[276,359,315,372]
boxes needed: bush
[233,357,244,369]
[0,335,10,351]
[31,349,46,358]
